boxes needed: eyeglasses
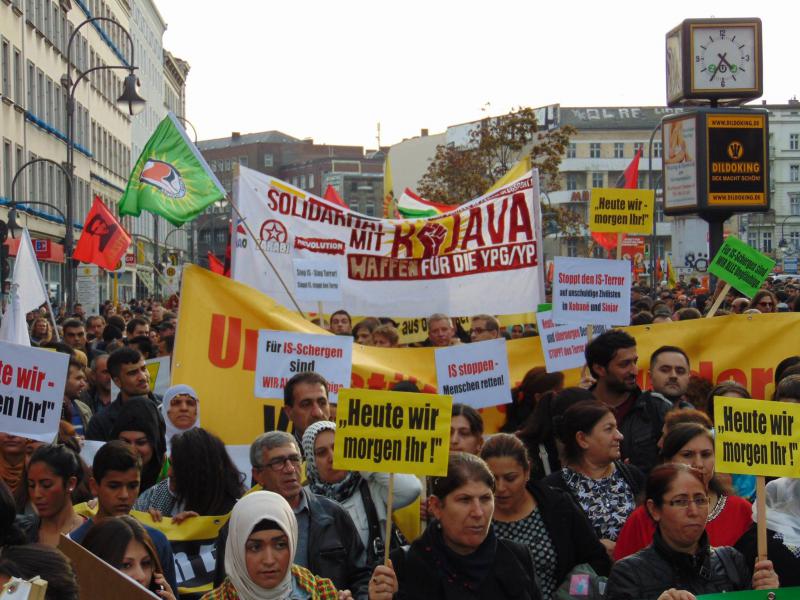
[259,454,302,471]
[471,327,487,335]
[666,495,709,508]
[757,301,774,307]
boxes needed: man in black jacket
[85,347,162,441]
[213,431,370,598]
[585,330,671,474]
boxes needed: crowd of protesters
[0,274,799,600]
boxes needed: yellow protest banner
[333,388,451,476]
[714,397,800,478]
[589,188,655,234]
[173,265,800,444]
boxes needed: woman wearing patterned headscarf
[302,421,420,566]
[201,490,338,599]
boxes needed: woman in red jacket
[614,423,751,561]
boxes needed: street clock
[666,18,762,106]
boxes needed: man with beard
[648,346,691,406]
[585,330,671,473]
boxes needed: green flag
[119,113,225,226]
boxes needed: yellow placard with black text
[714,396,800,478]
[333,388,451,476]
[589,188,655,234]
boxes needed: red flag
[207,251,225,274]
[73,197,131,270]
[591,148,643,253]
[323,185,348,208]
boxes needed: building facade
[1,0,135,304]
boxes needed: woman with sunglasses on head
[606,463,778,600]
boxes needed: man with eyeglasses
[469,314,501,342]
[213,430,370,597]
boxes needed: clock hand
[709,54,725,81]
[717,52,738,76]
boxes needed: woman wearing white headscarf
[161,384,200,449]
[735,477,800,587]
[201,491,339,600]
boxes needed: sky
[158,1,797,149]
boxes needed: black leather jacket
[617,388,672,474]
[214,488,370,598]
[606,530,750,600]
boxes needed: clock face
[692,25,757,91]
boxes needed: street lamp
[778,215,794,251]
[63,16,145,312]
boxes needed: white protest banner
[435,338,511,409]
[110,355,171,400]
[76,264,100,316]
[293,258,343,302]
[552,257,631,326]
[232,167,544,317]
[0,341,69,442]
[536,311,610,373]
[254,331,352,403]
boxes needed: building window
[225,159,231,171]
[566,238,578,257]
[239,156,248,167]
[589,143,601,158]
[791,193,800,216]
[3,139,12,199]
[762,231,772,253]
[655,202,664,222]
[566,143,576,158]
[653,141,663,158]
[638,173,649,189]
[747,230,758,248]
[791,231,800,249]
[592,245,605,258]
[300,175,306,189]
[308,173,314,189]
[790,134,799,151]
[13,48,22,104]
[26,60,34,110]
[1,38,9,98]
[365,202,375,216]
[263,153,273,167]
[633,142,644,155]
[591,173,603,188]
[566,173,578,191]
[791,165,800,182]
[614,143,624,158]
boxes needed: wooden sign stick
[384,473,395,565]
[705,282,731,318]
[756,475,767,561]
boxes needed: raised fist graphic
[417,222,447,258]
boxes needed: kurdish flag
[119,113,225,226]
[396,188,453,218]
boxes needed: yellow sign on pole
[589,188,655,234]
[333,388,452,476]
[714,396,800,478]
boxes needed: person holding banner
[481,434,610,599]
[545,401,644,560]
[81,515,176,599]
[301,421,421,564]
[606,464,779,600]
[384,452,542,600]
[735,478,800,587]
[203,490,339,600]
[614,424,752,561]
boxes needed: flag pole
[226,196,306,318]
